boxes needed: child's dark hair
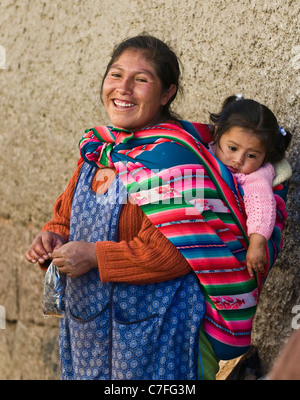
[209,95,292,164]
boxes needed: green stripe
[218,306,257,321]
[89,128,105,141]
[203,188,220,199]
[203,280,257,296]
[141,200,193,214]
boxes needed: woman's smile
[113,99,136,108]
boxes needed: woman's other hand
[52,241,97,278]
[25,231,66,264]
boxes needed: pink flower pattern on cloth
[211,289,259,310]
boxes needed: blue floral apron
[59,163,205,380]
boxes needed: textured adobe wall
[0,0,299,379]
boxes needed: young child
[208,95,292,277]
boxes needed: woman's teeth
[114,100,135,108]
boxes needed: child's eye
[228,146,237,151]
[247,154,256,159]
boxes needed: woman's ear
[161,84,177,106]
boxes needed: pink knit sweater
[208,143,276,240]
[234,163,276,240]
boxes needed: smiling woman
[102,48,176,131]
[100,34,181,130]
[25,34,209,380]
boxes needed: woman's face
[102,48,176,131]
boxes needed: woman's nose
[116,77,133,94]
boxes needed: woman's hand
[25,231,66,264]
[52,241,97,278]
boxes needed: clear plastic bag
[43,261,66,317]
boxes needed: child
[208,95,292,276]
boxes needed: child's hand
[246,234,267,277]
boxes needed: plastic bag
[43,261,66,317]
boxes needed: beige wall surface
[0,0,299,379]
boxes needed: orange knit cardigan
[42,160,191,284]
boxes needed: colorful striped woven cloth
[79,121,287,360]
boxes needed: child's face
[215,126,266,174]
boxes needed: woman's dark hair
[209,95,292,164]
[100,33,182,120]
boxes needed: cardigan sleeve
[235,163,276,240]
[41,161,191,283]
[97,203,191,284]
[41,164,81,241]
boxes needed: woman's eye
[136,77,148,82]
[110,72,121,78]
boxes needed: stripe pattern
[79,121,287,360]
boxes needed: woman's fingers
[25,232,64,264]
[25,238,47,263]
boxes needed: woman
[25,35,287,380]
[25,34,209,380]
